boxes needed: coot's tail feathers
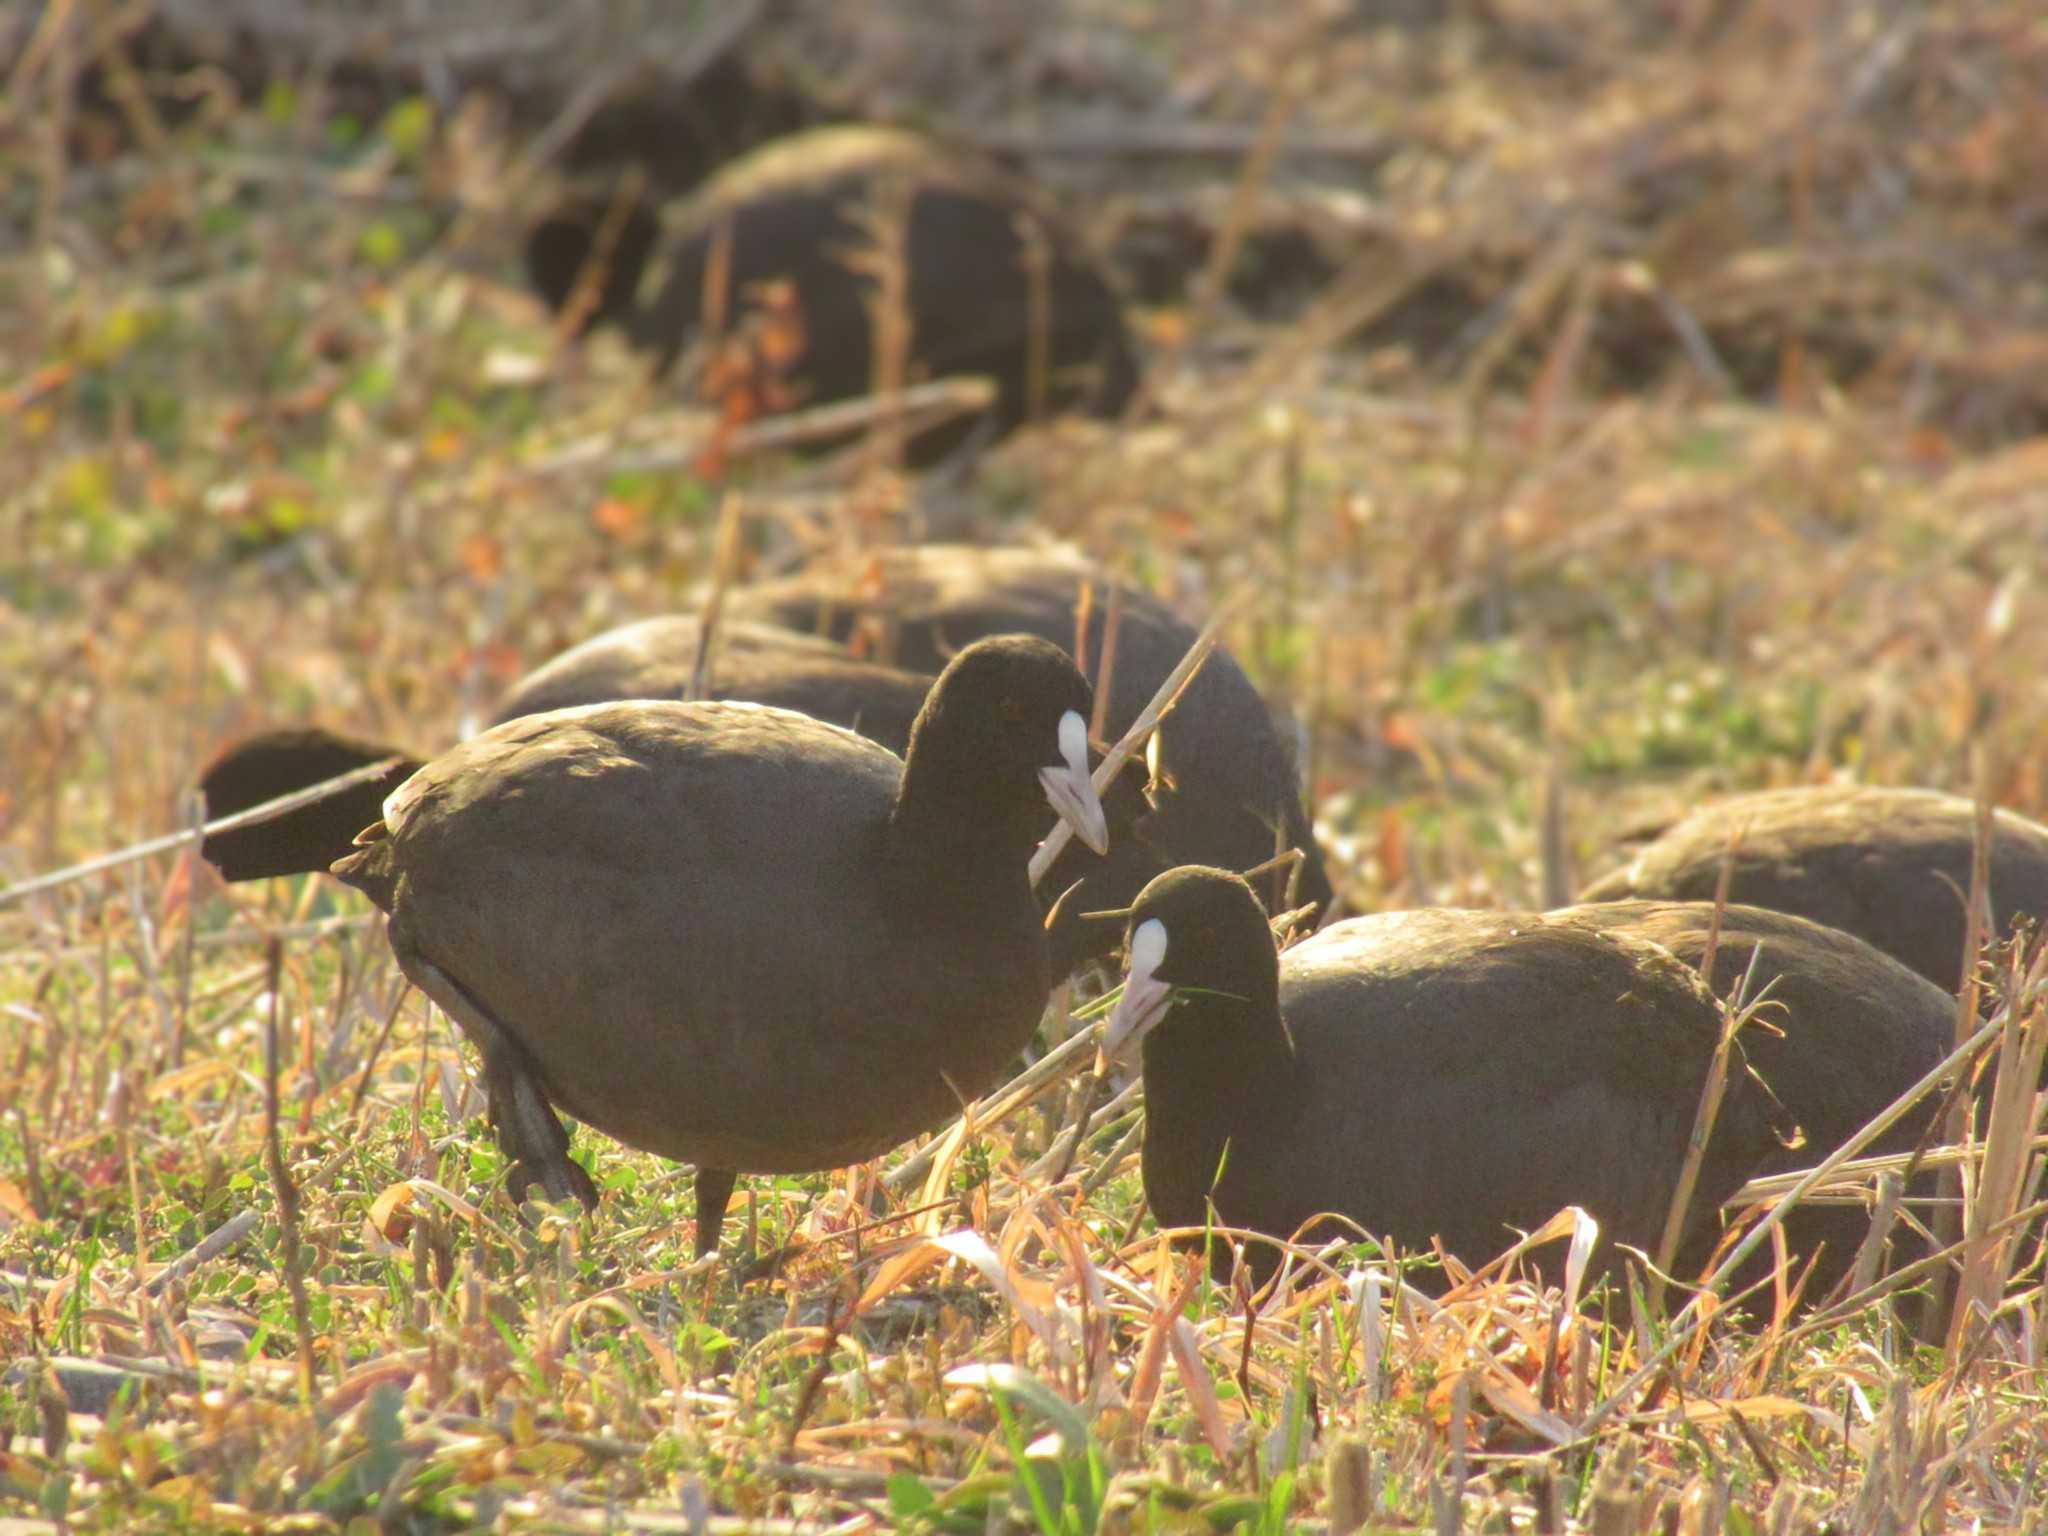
[198,727,420,882]
[330,826,399,912]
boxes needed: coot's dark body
[526,127,1139,464]
[1558,899,1950,1288]
[333,637,1107,1251]
[349,707,1037,1171]
[1113,886,1758,1280]
[1108,870,1945,1298]
[1580,785,2048,992]
[732,544,1333,923]
[1559,900,1949,1173]
[490,617,932,745]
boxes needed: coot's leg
[694,1167,738,1257]
[401,953,599,1211]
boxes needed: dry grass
[5,1,2048,1531]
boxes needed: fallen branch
[142,1208,261,1297]
[0,756,408,909]
[522,376,998,485]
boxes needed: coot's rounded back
[201,619,935,881]
[529,127,1138,464]
[1580,785,2048,991]
[489,617,932,747]
[1553,897,1951,1290]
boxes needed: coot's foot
[405,953,599,1212]
[506,1153,600,1212]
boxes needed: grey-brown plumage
[1107,869,1948,1297]
[1580,785,2048,991]
[201,620,933,882]
[732,544,1333,925]
[332,636,1106,1254]
[1555,898,1951,1294]
[490,617,933,743]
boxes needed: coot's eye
[1000,695,1025,723]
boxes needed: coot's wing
[1561,900,1950,1160]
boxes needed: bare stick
[1728,1132,2048,1205]
[0,756,407,909]
[142,1208,261,1298]
[968,122,1391,164]
[1028,600,1241,887]
[263,938,317,1406]
[523,377,997,484]
[1650,935,1764,1301]
[883,1014,1109,1195]
[687,492,748,703]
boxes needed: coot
[1103,868,1944,1293]
[731,544,1334,924]
[1579,785,2048,992]
[524,126,1139,464]
[333,636,1108,1253]
[200,618,1161,942]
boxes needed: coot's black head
[524,194,661,333]
[896,633,1107,861]
[199,727,422,883]
[1102,865,1283,1059]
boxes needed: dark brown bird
[523,126,1139,464]
[332,636,1109,1254]
[198,619,930,884]
[1579,785,2048,992]
[730,543,1334,926]
[1103,868,1947,1297]
[198,617,1161,968]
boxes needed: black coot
[524,126,1139,464]
[1580,785,2048,992]
[1104,868,1945,1294]
[333,636,1109,1254]
[199,618,1159,957]
[491,615,933,736]
[731,544,1334,925]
